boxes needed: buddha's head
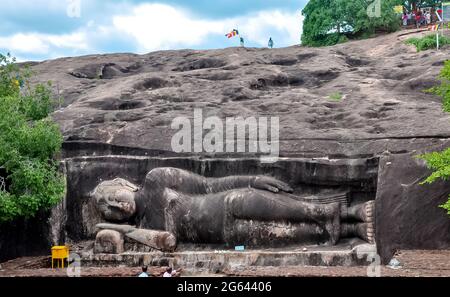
[91,178,139,222]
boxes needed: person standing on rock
[426,11,431,25]
[240,36,245,47]
[268,37,274,48]
[415,10,422,28]
[402,13,408,26]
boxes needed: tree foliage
[301,0,402,47]
[403,0,442,11]
[419,60,450,216]
[0,53,65,223]
[419,148,450,215]
[427,60,450,112]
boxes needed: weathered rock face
[0,211,52,263]
[60,153,449,263]
[0,199,67,262]
[1,31,450,263]
[26,30,450,158]
[376,152,450,263]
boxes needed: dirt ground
[225,249,450,277]
[0,250,449,277]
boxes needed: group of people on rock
[138,266,181,277]
[237,37,275,48]
[402,10,431,28]
[402,8,443,28]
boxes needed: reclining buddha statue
[91,167,375,253]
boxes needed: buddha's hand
[252,176,293,193]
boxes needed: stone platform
[79,240,377,274]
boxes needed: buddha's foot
[356,200,375,223]
[355,222,375,244]
[324,202,341,245]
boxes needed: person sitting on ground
[163,267,180,277]
[138,265,149,277]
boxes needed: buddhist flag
[430,24,440,31]
[225,29,239,38]
[393,5,403,14]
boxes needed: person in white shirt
[138,266,149,277]
[163,267,178,277]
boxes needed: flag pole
[436,5,443,50]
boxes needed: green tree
[419,149,450,215]
[419,60,450,216]
[0,53,65,223]
[301,0,401,47]
[403,0,442,11]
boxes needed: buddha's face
[91,178,139,222]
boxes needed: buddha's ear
[89,185,100,198]
[112,178,139,192]
[128,185,139,192]
[124,180,140,192]
[90,179,109,197]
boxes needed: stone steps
[80,242,377,274]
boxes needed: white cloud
[0,32,88,55]
[112,4,225,51]
[240,10,302,46]
[0,0,68,13]
[0,2,303,60]
[112,3,302,52]
[0,34,49,55]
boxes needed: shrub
[328,92,343,101]
[405,34,450,52]
[418,149,450,215]
[426,60,450,112]
[419,59,450,216]
[0,53,65,223]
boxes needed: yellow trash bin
[51,246,69,269]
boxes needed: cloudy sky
[0,0,306,61]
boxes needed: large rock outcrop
[1,31,450,263]
[24,30,450,158]
[376,153,450,263]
